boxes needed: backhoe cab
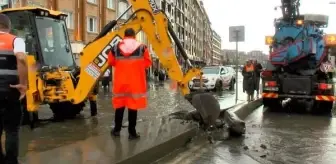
[0,7,89,122]
[2,7,74,68]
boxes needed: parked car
[189,66,236,92]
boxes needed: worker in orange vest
[242,60,256,101]
[108,28,152,140]
[0,14,27,164]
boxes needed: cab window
[35,16,74,67]
[220,68,226,74]
[5,12,36,56]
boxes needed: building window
[63,11,74,29]
[118,1,128,20]
[87,0,96,4]
[107,0,115,9]
[87,17,97,33]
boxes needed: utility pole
[229,26,245,104]
[235,30,239,103]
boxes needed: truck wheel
[229,79,235,91]
[312,101,333,115]
[214,81,223,92]
[263,98,281,111]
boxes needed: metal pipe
[116,5,132,21]
[168,23,192,67]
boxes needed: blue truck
[262,0,335,114]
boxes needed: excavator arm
[70,0,201,104]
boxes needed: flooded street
[14,79,244,163]
[161,105,336,164]
[15,75,336,164]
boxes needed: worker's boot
[90,101,97,116]
[251,94,255,101]
[247,94,250,102]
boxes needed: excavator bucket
[190,92,221,128]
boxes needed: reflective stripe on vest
[112,93,147,98]
[0,69,18,75]
[113,43,145,60]
[0,50,16,56]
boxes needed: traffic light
[324,34,336,46]
[265,36,273,45]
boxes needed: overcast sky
[203,0,336,53]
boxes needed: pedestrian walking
[0,14,27,164]
[242,60,256,102]
[88,83,99,116]
[102,68,111,93]
[158,69,166,81]
[154,68,159,81]
[253,60,263,98]
[108,28,152,140]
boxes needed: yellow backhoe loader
[0,0,223,130]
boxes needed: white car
[189,66,236,91]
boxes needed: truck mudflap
[262,92,335,101]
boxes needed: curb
[118,99,263,164]
[230,98,262,119]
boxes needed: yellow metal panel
[0,7,64,16]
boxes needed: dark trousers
[114,107,137,135]
[0,99,22,164]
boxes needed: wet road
[161,105,336,164]
[11,78,245,163]
[242,106,336,164]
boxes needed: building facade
[1,0,119,53]
[200,0,212,66]
[221,49,247,65]
[211,29,221,65]
[2,0,213,71]
[1,0,151,58]
[158,0,212,68]
[246,50,268,65]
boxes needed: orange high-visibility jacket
[245,64,255,72]
[108,37,152,110]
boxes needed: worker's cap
[0,14,11,29]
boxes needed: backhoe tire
[229,79,235,91]
[49,102,84,121]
